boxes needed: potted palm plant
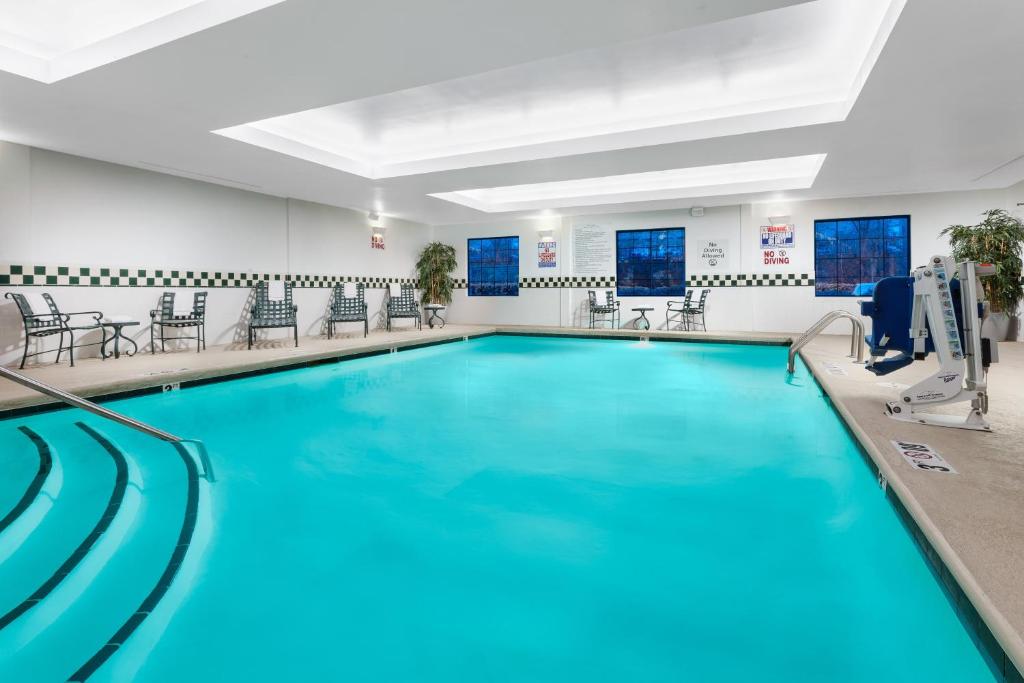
[941,208,1024,341]
[416,241,457,306]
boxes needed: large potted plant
[941,208,1024,341]
[416,241,457,306]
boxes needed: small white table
[424,305,446,329]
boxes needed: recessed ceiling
[0,0,284,83]
[430,154,827,212]
[215,0,903,179]
[0,0,1021,225]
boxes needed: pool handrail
[787,310,865,374]
[0,365,215,482]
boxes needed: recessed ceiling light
[429,155,827,212]
[0,0,284,83]
[215,0,903,178]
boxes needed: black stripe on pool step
[68,438,201,681]
[0,427,53,535]
[0,422,128,631]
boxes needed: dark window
[616,228,685,297]
[468,236,519,296]
[814,215,910,296]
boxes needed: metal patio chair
[386,283,421,332]
[328,282,368,338]
[588,289,620,329]
[248,280,298,349]
[684,289,711,331]
[5,292,104,368]
[150,291,208,353]
[665,290,694,331]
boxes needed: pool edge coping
[0,329,499,417]
[0,327,788,417]
[799,346,1024,681]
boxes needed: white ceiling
[0,0,1021,227]
[0,0,283,82]
[217,0,901,179]
[430,155,828,212]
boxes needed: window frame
[813,214,911,298]
[467,235,520,297]
[615,227,686,298]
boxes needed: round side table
[631,307,654,331]
[424,305,446,329]
[101,320,140,359]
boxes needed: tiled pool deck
[1,325,1021,678]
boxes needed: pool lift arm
[883,256,998,431]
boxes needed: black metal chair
[150,291,207,353]
[665,290,694,331]
[588,289,620,329]
[685,289,711,331]
[248,281,298,349]
[5,292,104,368]
[328,283,368,338]
[386,283,421,331]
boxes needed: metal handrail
[0,366,215,482]
[787,310,865,374]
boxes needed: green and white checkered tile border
[687,273,814,287]
[0,264,416,289]
[519,276,617,288]
[0,265,812,290]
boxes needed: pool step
[0,426,53,537]
[0,422,120,625]
[0,419,202,682]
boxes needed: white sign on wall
[760,223,795,249]
[698,239,729,269]
[572,224,612,275]
[538,240,557,268]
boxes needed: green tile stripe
[0,264,416,289]
[0,265,813,290]
[688,273,814,287]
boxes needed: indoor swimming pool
[0,335,1000,681]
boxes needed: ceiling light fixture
[429,154,827,213]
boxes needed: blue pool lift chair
[859,277,917,375]
[860,276,968,376]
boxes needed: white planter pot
[982,312,1018,341]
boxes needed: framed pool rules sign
[760,223,795,249]
[538,239,557,268]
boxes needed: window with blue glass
[814,216,910,296]
[616,228,685,297]
[468,236,519,296]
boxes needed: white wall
[436,186,1024,334]
[3,137,1022,369]
[0,143,431,366]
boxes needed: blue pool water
[0,335,998,681]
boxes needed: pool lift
[859,255,999,431]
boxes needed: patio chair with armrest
[5,292,104,368]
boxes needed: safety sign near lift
[891,440,957,474]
